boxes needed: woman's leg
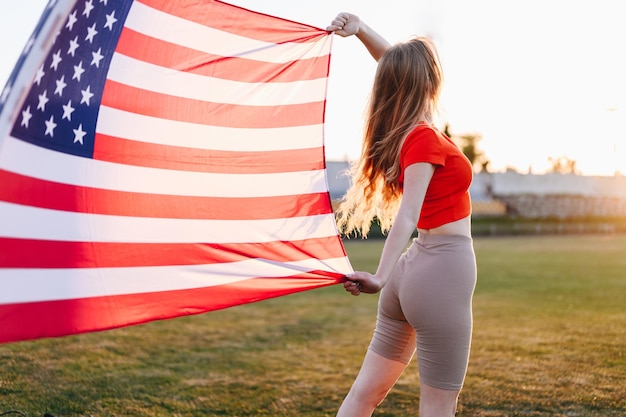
[419,383,461,417]
[336,349,409,417]
[337,243,417,417]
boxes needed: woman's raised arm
[326,13,391,61]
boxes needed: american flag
[0,0,352,343]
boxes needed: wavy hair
[336,37,443,237]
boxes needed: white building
[326,161,626,219]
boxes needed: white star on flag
[54,76,67,96]
[72,61,85,81]
[80,85,93,105]
[62,100,75,121]
[37,91,49,111]
[50,50,63,70]
[104,11,117,30]
[85,23,98,44]
[68,36,79,56]
[44,115,57,136]
[91,48,104,67]
[73,123,87,144]
[34,66,45,85]
[20,106,32,127]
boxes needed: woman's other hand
[343,271,384,296]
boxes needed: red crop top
[399,124,473,229]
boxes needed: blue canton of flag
[10,0,132,158]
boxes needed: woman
[327,13,477,417]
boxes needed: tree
[444,124,489,172]
[547,156,578,174]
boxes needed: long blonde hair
[336,37,443,237]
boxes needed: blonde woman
[327,13,477,417]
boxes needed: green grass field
[1,234,625,416]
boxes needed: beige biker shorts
[369,233,477,390]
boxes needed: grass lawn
[1,234,625,416]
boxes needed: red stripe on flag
[139,0,328,43]
[100,80,325,128]
[0,169,331,219]
[116,28,329,83]
[0,272,344,344]
[0,236,345,268]
[92,133,325,173]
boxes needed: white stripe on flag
[107,53,328,105]
[0,201,339,243]
[96,107,325,151]
[126,2,332,63]
[0,137,329,197]
[0,256,351,304]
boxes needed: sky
[1,0,625,176]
